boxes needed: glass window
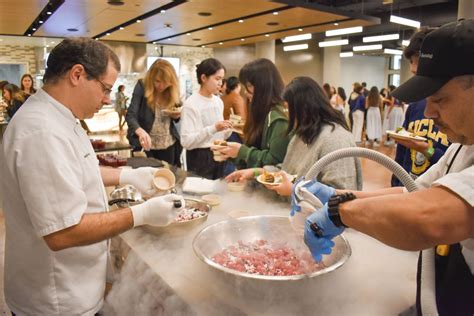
[388,74,400,87]
[389,55,401,70]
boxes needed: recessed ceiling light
[135,33,145,37]
[95,38,99,41]
[107,0,125,5]
[202,45,206,47]
[47,11,52,15]
[46,45,49,47]
[208,27,213,30]
[241,38,245,41]
[161,10,166,13]
[119,26,124,30]
[273,11,278,15]
[167,38,171,41]
[219,42,223,45]
[32,28,37,31]
[334,22,339,26]
[136,19,141,23]
[27,34,31,37]
[193,38,201,41]
[186,33,191,36]
[238,19,244,23]
[106,33,111,36]
[265,34,270,37]
[39,20,44,24]
[298,28,303,32]
[51,41,55,44]
[152,41,157,44]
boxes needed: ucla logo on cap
[420,53,434,59]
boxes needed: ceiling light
[208,27,213,30]
[51,41,55,44]
[402,40,410,46]
[265,34,269,37]
[161,10,166,13]
[119,26,124,30]
[340,52,353,58]
[238,19,244,23]
[219,42,223,45]
[283,44,309,52]
[390,15,420,28]
[318,39,348,47]
[167,38,171,41]
[326,26,363,37]
[27,34,31,37]
[384,48,403,55]
[241,38,245,41]
[273,11,279,15]
[353,44,382,51]
[363,33,399,42]
[46,11,52,15]
[201,45,206,48]
[136,19,141,23]
[186,33,191,36]
[39,20,44,24]
[298,28,303,32]
[334,22,339,26]
[152,41,157,44]
[32,28,37,31]
[106,33,111,36]
[282,33,312,43]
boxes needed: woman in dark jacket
[3,84,26,119]
[126,59,182,165]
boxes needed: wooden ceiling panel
[0,0,48,35]
[157,7,354,47]
[106,0,285,43]
[35,0,170,38]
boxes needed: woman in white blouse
[180,58,232,179]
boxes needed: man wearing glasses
[0,38,185,315]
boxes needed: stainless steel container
[193,215,351,281]
[109,185,144,208]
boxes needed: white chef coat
[180,92,231,150]
[0,89,109,315]
[414,143,474,314]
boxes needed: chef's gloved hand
[130,194,184,227]
[304,203,344,262]
[290,178,333,216]
[119,167,158,197]
[302,179,336,205]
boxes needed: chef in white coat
[0,38,184,315]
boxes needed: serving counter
[117,180,418,315]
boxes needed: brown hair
[143,59,180,111]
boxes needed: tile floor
[0,133,396,314]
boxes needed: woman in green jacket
[220,58,290,168]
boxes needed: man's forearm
[339,187,473,251]
[336,187,404,198]
[43,208,134,251]
[100,166,121,187]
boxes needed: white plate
[256,174,282,186]
[386,130,427,141]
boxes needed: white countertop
[119,180,418,315]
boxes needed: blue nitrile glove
[303,204,344,262]
[290,178,336,216]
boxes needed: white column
[255,40,275,62]
[322,45,341,86]
[458,0,474,19]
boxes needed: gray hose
[305,147,418,192]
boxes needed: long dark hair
[196,58,225,84]
[225,76,239,94]
[366,86,380,107]
[283,77,349,145]
[337,87,346,102]
[239,58,285,146]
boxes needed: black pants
[186,148,228,180]
[146,141,182,167]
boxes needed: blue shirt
[391,99,450,187]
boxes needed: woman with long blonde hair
[126,59,182,165]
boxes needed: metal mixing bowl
[193,215,351,281]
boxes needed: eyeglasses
[93,77,113,97]
[81,65,113,97]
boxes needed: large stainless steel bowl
[193,215,351,281]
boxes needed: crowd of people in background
[0,74,37,121]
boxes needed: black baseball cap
[392,19,474,103]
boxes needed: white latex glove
[119,167,158,197]
[130,194,185,227]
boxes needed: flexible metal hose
[305,147,418,192]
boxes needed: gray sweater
[282,124,363,190]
